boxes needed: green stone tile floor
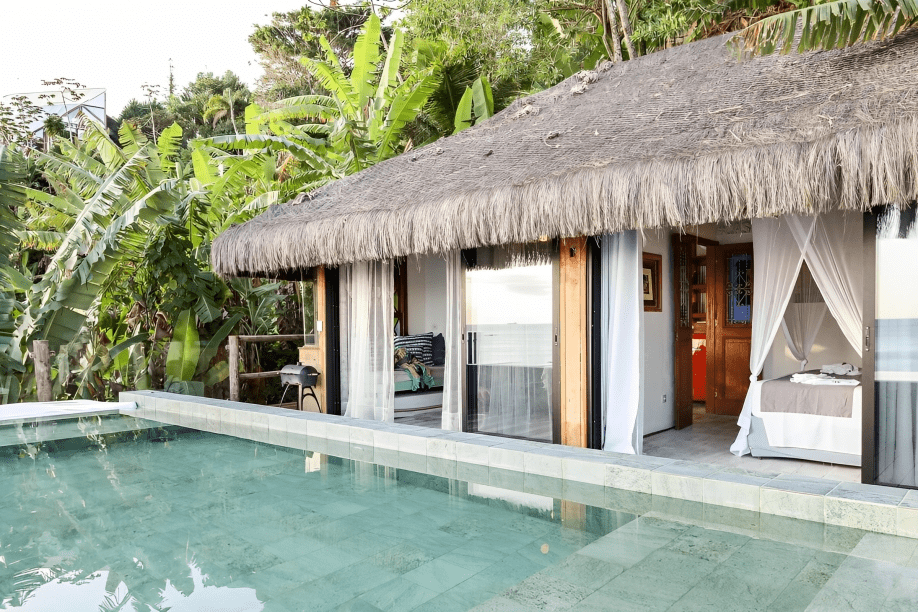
[1,420,917,611]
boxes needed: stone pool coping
[0,400,134,425]
[119,391,918,540]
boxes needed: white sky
[466,265,553,325]
[0,0,309,116]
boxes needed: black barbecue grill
[279,364,321,412]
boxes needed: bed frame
[747,414,861,467]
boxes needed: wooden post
[559,237,589,447]
[33,340,52,402]
[298,267,328,412]
[228,335,240,402]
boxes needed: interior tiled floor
[395,406,443,428]
[643,405,861,483]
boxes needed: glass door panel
[464,245,556,442]
[874,205,918,487]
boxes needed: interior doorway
[673,232,753,428]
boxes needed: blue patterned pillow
[394,333,434,366]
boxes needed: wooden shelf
[692,284,707,291]
[691,313,707,320]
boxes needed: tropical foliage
[733,0,918,56]
[1,0,912,405]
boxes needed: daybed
[734,371,861,467]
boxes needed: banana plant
[453,75,495,134]
[228,13,442,176]
[0,120,223,402]
[732,0,918,56]
[0,147,26,402]
[165,310,241,396]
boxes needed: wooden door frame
[672,234,695,429]
[393,258,409,335]
[708,242,754,415]
[672,233,719,429]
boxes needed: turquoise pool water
[1,416,918,611]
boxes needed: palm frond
[732,0,918,56]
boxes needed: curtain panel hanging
[748,216,814,381]
[342,259,395,422]
[441,250,463,431]
[731,216,812,456]
[600,231,644,454]
[787,211,864,357]
[781,264,828,371]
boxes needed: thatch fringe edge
[212,116,918,277]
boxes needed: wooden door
[672,234,695,429]
[708,243,753,416]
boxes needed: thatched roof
[213,31,918,277]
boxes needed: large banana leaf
[376,29,405,102]
[350,13,383,109]
[249,96,338,125]
[375,71,442,162]
[732,0,918,56]
[157,122,184,175]
[302,49,358,116]
[195,134,335,171]
[195,314,242,379]
[166,310,199,382]
[453,76,494,134]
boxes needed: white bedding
[731,378,862,457]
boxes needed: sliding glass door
[868,205,918,487]
[463,244,559,443]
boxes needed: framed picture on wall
[643,252,662,312]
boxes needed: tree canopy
[2,0,915,407]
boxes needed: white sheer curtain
[600,231,644,454]
[441,250,462,431]
[781,264,827,370]
[731,217,812,456]
[787,211,863,356]
[342,259,395,422]
[339,266,351,411]
[748,216,814,381]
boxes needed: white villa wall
[405,253,448,336]
[642,230,676,435]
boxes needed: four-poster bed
[730,211,864,465]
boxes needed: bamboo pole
[33,340,52,402]
[228,335,240,402]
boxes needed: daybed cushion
[395,366,444,392]
[432,333,446,365]
[394,333,434,365]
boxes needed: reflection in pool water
[5,561,263,612]
[2,417,918,611]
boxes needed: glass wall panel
[465,245,555,441]
[875,205,918,487]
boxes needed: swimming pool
[2,415,917,611]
